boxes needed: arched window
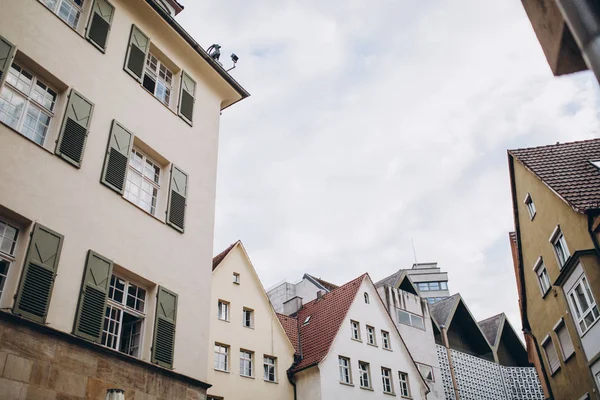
[364,292,370,304]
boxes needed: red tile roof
[212,242,238,270]
[289,274,366,372]
[277,313,299,352]
[509,138,600,213]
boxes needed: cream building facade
[0,0,247,398]
[208,241,295,400]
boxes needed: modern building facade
[509,139,600,399]
[279,274,430,400]
[207,241,295,400]
[0,0,248,398]
[267,273,338,314]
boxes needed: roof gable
[375,269,419,295]
[509,138,600,213]
[478,313,504,347]
[304,274,339,292]
[212,241,237,270]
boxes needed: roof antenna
[411,238,418,267]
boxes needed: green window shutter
[152,286,178,368]
[86,0,115,51]
[100,120,134,194]
[124,25,149,82]
[13,224,64,323]
[73,250,113,342]
[178,72,196,125]
[166,165,188,232]
[55,90,94,168]
[0,34,16,85]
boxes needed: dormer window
[303,316,311,326]
[591,160,600,169]
[524,193,536,220]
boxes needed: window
[0,219,17,299]
[382,330,391,350]
[240,350,253,377]
[339,356,352,384]
[218,300,229,321]
[124,148,161,215]
[41,0,84,29]
[366,325,376,346]
[542,336,560,374]
[303,316,311,326]
[550,227,570,268]
[524,193,536,219]
[101,275,146,357]
[358,361,371,389]
[397,309,425,330]
[597,371,600,389]
[381,367,394,394]
[213,343,229,371]
[364,292,369,304]
[568,275,599,335]
[233,272,240,284]
[416,363,434,382]
[0,63,57,146]
[143,53,174,106]
[554,320,574,361]
[416,281,447,292]
[399,372,410,397]
[534,258,551,296]
[263,356,276,382]
[351,320,361,340]
[243,308,254,328]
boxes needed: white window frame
[533,257,551,296]
[381,367,394,394]
[397,309,425,330]
[213,343,229,371]
[240,350,253,377]
[242,307,254,328]
[382,330,391,350]
[524,193,536,220]
[366,325,377,346]
[541,334,560,374]
[350,320,361,341]
[567,274,600,336]
[358,361,371,389]
[399,371,411,397]
[124,148,161,216]
[549,226,570,269]
[218,300,229,321]
[101,274,147,358]
[263,356,276,382]
[0,219,18,300]
[0,63,57,146]
[416,363,434,382]
[41,0,85,29]
[303,316,311,326]
[233,272,240,284]
[339,356,352,384]
[143,52,174,106]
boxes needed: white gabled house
[279,274,430,400]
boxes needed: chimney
[316,290,324,299]
[283,296,303,316]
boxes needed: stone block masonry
[0,311,208,400]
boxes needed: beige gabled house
[208,241,295,400]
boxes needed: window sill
[339,382,354,387]
[367,343,378,348]
[383,392,396,396]
[240,375,254,379]
[401,396,413,399]
[119,197,169,227]
[242,326,254,329]
[360,386,374,391]
[214,368,229,374]
[0,120,55,156]
[351,338,362,343]
[383,348,393,352]
[264,379,278,384]
[218,319,229,323]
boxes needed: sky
[177,1,600,330]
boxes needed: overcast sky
[177,1,600,329]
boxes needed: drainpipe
[441,325,460,400]
[523,328,554,400]
[554,0,600,84]
[287,368,297,400]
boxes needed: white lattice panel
[436,345,456,400]
[501,366,545,400]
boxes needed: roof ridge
[478,312,504,324]
[212,241,240,270]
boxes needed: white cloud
[177,0,600,327]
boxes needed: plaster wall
[0,0,242,381]
[317,279,428,399]
[295,367,321,400]
[207,245,295,400]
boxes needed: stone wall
[0,311,208,400]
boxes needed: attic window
[591,160,600,169]
[364,293,370,304]
[233,273,240,284]
[524,193,536,220]
[303,316,311,326]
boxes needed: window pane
[398,310,411,325]
[21,104,50,145]
[575,284,590,313]
[0,87,25,129]
[58,0,81,28]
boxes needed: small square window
[243,308,254,328]
[524,193,536,220]
[218,300,229,321]
[550,227,570,269]
[534,258,551,296]
[416,363,434,382]
[233,273,240,284]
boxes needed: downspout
[441,325,460,400]
[287,315,303,400]
[286,368,297,400]
[523,328,555,400]
[554,0,600,84]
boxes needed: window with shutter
[86,0,114,51]
[152,286,177,368]
[55,90,94,167]
[0,35,16,85]
[166,165,188,232]
[13,224,64,323]
[554,321,575,361]
[101,120,134,194]
[542,336,560,374]
[178,71,196,125]
[73,250,113,342]
[124,25,149,82]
